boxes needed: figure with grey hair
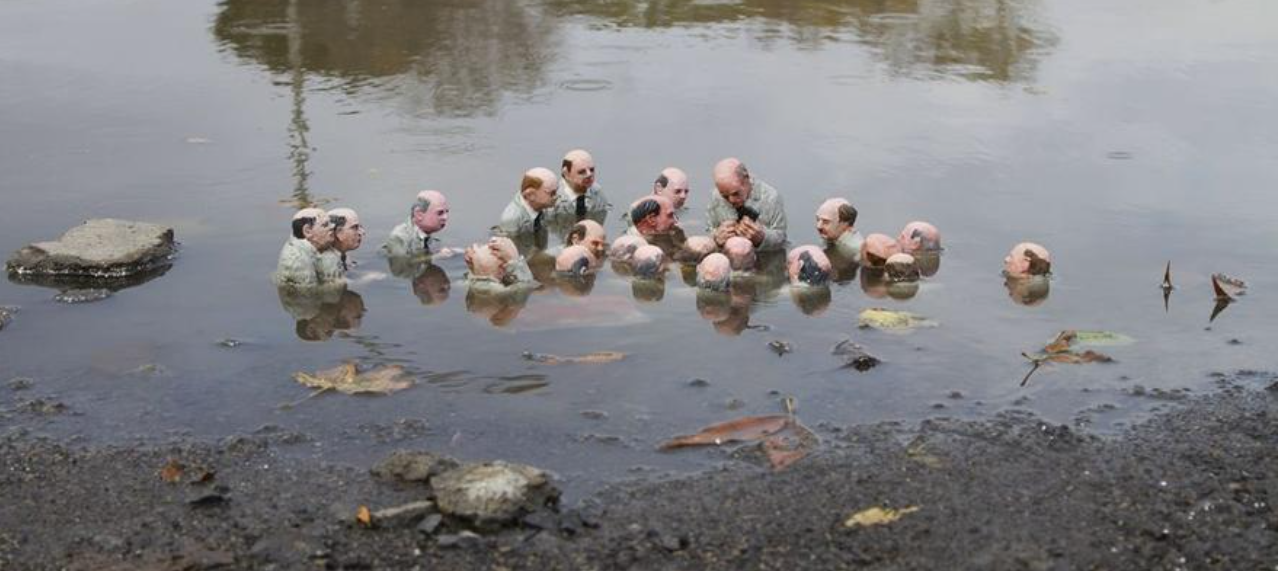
[318,207,365,280]
[274,207,336,289]
[548,149,610,225]
[383,190,450,258]
[706,158,787,251]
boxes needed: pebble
[436,531,482,549]
[416,513,444,536]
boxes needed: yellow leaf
[843,506,920,528]
[292,362,413,395]
[356,505,372,527]
[858,308,935,332]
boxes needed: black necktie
[575,195,587,218]
[340,253,348,272]
[422,234,431,253]
[533,212,543,233]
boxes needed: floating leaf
[844,506,920,528]
[1043,331,1076,354]
[356,505,372,527]
[660,415,790,449]
[160,459,185,483]
[1043,350,1113,364]
[1070,331,1135,347]
[292,362,413,395]
[521,351,626,365]
[858,308,935,332]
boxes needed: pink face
[898,221,940,253]
[562,151,596,193]
[555,245,597,273]
[412,192,450,234]
[655,168,690,210]
[297,208,334,250]
[330,209,364,253]
[525,172,559,211]
[861,233,901,267]
[1003,242,1051,277]
[633,196,677,235]
[466,244,503,279]
[572,220,607,259]
[815,199,852,242]
[713,158,750,208]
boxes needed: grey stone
[416,513,444,536]
[436,531,482,549]
[6,219,176,279]
[370,450,459,483]
[433,461,560,526]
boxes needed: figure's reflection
[278,286,366,341]
[465,284,532,327]
[412,264,451,306]
[1004,276,1050,306]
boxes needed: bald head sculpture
[696,253,732,291]
[861,233,901,268]
[632,245,666,279]
[712,158,752,208]
[466,237,520,282]
[328,207,364,254]
[520,167,559,212]
[609,235,648,262]
[676,235,717,263]
[567,220,607,260]
[884,253,920,282]
[561,149,596,195]
[815,198,857,242]
[630,195,677,236]
[654,167,690,210]
[411,190,450,235]
[723,236,756,272]
[555,244,597,276]
[1004,242,1052,277]
[293,207,334,251]
[898,221,941,253]
[787,246,833,286]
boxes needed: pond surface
[2,0,1276,497]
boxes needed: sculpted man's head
[787,245,832,286]
[630,195,677,236]
[467,237,520,281]
[884,253,920,282]
[609,235,647,262]
[561,149,596,194]
[411,190,450,235]
[723,236,756,272]
[1003,242,1052,277]
[293,207,334,250]
[861,233,901,267]
[712,157,752,208]
[520,167,559,211]
[654,167,690,210]
[632,245,666,279]
[677,235,717,263]
[555,244,597,276]
[328,207,364,253]
[696,253,732,291]
[898,221,941,253]
[815,198,857,242]
[567,220,607,260]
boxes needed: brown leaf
[292,362,413,395]
[1043,330,1077,354]
[1044,350,1113,364]
[356,505,372,527]
[762,421,819,471]
[160,459,184,483]
[522,351,626,365]
[660,415,790,449]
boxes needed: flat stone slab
[433,461,560,526]
[6,219,176,279]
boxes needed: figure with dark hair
[565,219,607,261]
[787,245,832,287]
[275,207,336,288]
[706,157,787,250]
[815,198,863,258]
[898,221,941,253]
[384,190,450,258]
[626,195,678,239]
[548,149,610,224]
[318,207,365,280]
[496,168,558,241]
[1003,242,1051,277]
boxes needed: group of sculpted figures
[274,151,1054,334]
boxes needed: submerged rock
[6,219,176,281]
[432,461,559,526]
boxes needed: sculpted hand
[713,222,737,247]
[737,218,765,246]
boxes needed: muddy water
[1,0,1276,496]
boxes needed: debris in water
[1161,262,1173,311]
[0,306,17,331]
[521,351,626,365]
[661,398,819,470]
[858,308,936,332]
[832,339,881,371]
[1210,274,1235,323]
[53,288,113,304]
[1021,331,1118,386]
[843,506,920,528]
[291,362,413,397]
[768,340,793,356]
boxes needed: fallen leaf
[521,351,626,365]
[858,308,935,332]
[356,505,372,527]
[844,506,920,528]
[160,459,185,483]
[1070,330,1135,347]
[1043,350,1113,364]
[1043,330,1077,354]
[660,415,790,449]
[762,421,818,470]
[292,362,413,395]
[1161,261,1173,290]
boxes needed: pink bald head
[555,244,597,275]
[561,149,596,194]
[861,233,901,267]
[521,167,559,211]
[632,245,665,278]
[683,235,716,257]
[630,195,677,236]
[723,236,755,272]
[787,245,833,286]
[898,221,940,253]
[654,167,690,210]
[410,190,450,234]
[1004,242,1052,277]
[466,243,504,280]
[568,220,607,260]
[697,253,732,291]
[609,235,648,261]
[815,198,856,242]
[712,158,751,208]
[884,253,920,282]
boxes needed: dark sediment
[1,373,1276,570]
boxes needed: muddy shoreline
[2,371,1276,570]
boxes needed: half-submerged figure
[860,233,901,268]
[706,158,787,251]
[566,220,607,262]
[627,195,679,240]
[815,198,863,258]
[696,253,732,292]
[555,244,597,277]
[1003,242,1051,277]
[384,190,450,258]
[653,167,691,217]
[496,168,559,247]
[466,237,532,287]
[549,149,610,224]
[674,235,717,264]
[609,235,647,263]
[631,245,666,280]
[318,207,365,280]
[897,221,941,253]
[787,246,832,287]
[275,207,336,288]
[723,236,756,273]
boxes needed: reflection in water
[412,264,452,306]
[277,287,366,341]
[1004,275,1049,306]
